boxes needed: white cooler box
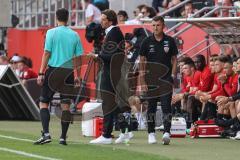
[170,117,186,138]
[81,102,103,137]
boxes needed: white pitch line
[0,135,34,142]
[0,147,62,160]
[0,134,83,145]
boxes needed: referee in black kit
[88,9,126,144]
[139,16,178,145]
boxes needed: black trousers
[147,92,173,133]
[200,102,217,120]
[100,69,126,138]
[186,96,202,123]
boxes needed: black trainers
[59,138,67,145]
[34,131,52,145]
[221,128,236,138]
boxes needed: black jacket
[99,26,124,70]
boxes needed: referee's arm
[39,51,51,74]
[73,33,84,82]
[37,51,50,86]
[40,30,52,74]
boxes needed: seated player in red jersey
[195,54,218,98]
[199,55,232,120]
[214,57,239,128]
[183,55,215,127]
[172,58,201,128]
[215,57,240,139]
[18,57,37,84]
[172,57,193,104]
[194,54,214,93]
[200,55,230,102]
[172,58,200,104]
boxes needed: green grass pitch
[0,116,239,160]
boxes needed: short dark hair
[152,16,164,23]
[184,58,196,69]
[195,54,206,65]
[148,7,157,18]
[178,56,192,64]
[209,54,219,62]
[217,55,231,63]
[225,58,233,64]
[102,9,118,25]
[56,8,69,22]
[117,10,128,20]
[19,56,33,68]
[137,4,147,11]
[232,57,239,62]
[185,2,193,7]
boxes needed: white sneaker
[148,133,157,144]
[115,133,127,144]
[89,135,112,144]
[162,132,171,145]
[234,131,240,140]
[129,132,134,139]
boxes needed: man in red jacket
[171,57,193,104]
[200,55,231,120]
[172,58,201,128]
[171,56,192,116]
[200,56,230,102]
[17,57,38,86]
[215,58,238,127]
[184,55,213,126]
[171,58,200,104]
[217,59,237,108]
[195,54,214,93]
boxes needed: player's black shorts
[39,66,75,104]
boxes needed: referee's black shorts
[39,66,75,105]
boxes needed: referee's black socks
[60,110,71,140]
[40,108,50,135]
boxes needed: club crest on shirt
[164,46,169,53]
[164,40,169,53]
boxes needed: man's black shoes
[34,131,52,145]
[59,138,67,145]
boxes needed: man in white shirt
[88,9,126,145]
[84,0,101,25]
